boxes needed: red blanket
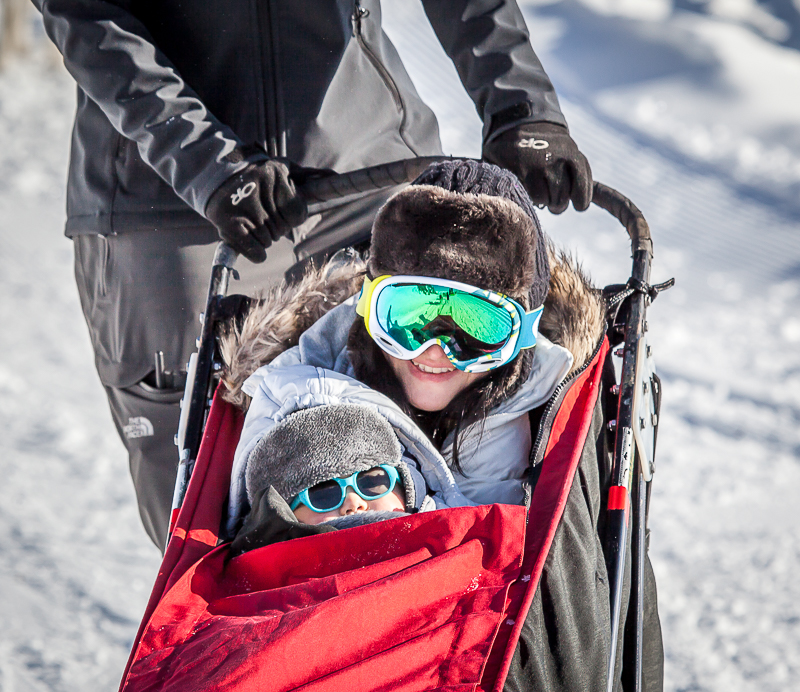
[120,339,608,692]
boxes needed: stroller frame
[155,158,665,692]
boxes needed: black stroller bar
[172,158,661,692]
[592,181,653,258]
[301,156,448,206]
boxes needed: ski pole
[593,182,653,692]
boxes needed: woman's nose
[340,490,369,515]
[420,344,449,362]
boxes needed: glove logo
[519,138,549,150]
[231,181,257,206]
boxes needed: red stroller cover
[120,339,609,692]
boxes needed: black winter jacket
[35,0,567,237]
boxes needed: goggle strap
[517,306,545,350]
[355,276,374,317]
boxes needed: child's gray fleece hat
[245,403,426,512]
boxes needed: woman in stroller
[227,160,572,517]
[214,160,664,690]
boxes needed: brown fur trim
[369,186,540,307]
[219,258,366,409]
[540,243,605,375]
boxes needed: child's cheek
[293,504,338,525]
[368,486,406,513]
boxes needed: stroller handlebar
[212,240,239,270]
[300,156,449,206]
[590,181,653,258]
[213,158,653,270]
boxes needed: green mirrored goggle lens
[374,283,513,359]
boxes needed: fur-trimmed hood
[245,403,430,513]
[221,246,605,411]
[220,252,365,409]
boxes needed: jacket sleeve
[419,0,567,141]
[33,0,255,215]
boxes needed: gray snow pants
[72,191,392,549]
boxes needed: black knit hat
[348,160,550,416]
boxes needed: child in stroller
[229,402,474,555]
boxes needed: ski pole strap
[606,277,675,309]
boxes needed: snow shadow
[675,0,800,51]
[529,0,725,92]
[522,0,800,219]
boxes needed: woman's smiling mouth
[411,359,455,374]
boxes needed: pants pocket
[104,381,184,550]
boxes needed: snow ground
[0,54,161,691]
[1,2,799,690]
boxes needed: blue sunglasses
[290,465,401,513]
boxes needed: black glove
[482,122,593,214]
[205,160,308,263]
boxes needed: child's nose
[340,490,369,515]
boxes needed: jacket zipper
[267,0,287,157]
[524,334,608,506]
[351,1,415,152]
[254,0,284,157]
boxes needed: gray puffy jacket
[35,0,566,237]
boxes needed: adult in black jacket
[35,0,593,548]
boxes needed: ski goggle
[356,275,544,373]
[290,465,402,513]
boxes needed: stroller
[118,159,669,692]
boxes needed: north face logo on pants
[124,416,155,439]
